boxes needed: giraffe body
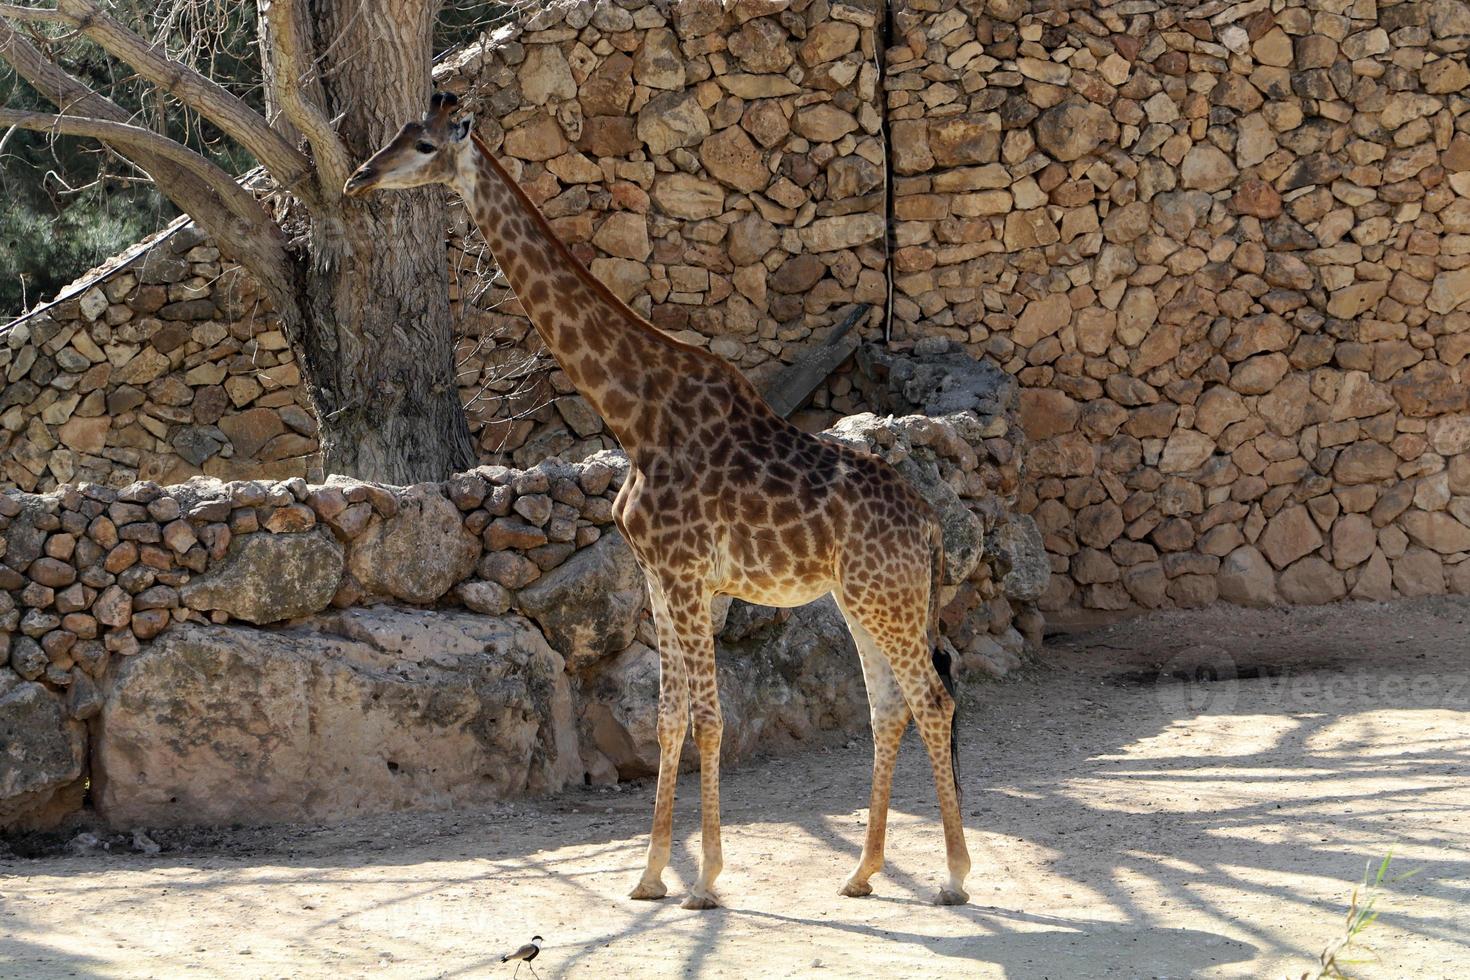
[346,93,971,908]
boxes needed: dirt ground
[3,598,1468,979]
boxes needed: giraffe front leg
[657,585,723,911]
[630,700,686,901]
[630,585,689,902]
[682,695,723,910]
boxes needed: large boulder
[179,527,343,624]
[855,343,1016,419]
[892,449,986,583]
[347,485,480,603]
[715,597,868,760]
[94,607,580,826]
[515,530,647,671]
[987,513,1050,602]
[577,641,663,780]
[1217,545,1281,607]
[0,677,88,830]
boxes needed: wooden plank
[760,303,870,419]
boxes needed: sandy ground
[2,598,1468,979]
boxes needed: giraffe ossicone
[346,91,971,909]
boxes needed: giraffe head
[344,92,473,198]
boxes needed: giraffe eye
[415,141,436,154]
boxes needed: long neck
[453,135,704,451]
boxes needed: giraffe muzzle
[343,168,376,198]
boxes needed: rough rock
[457,580,513,616]
[576,642,663,779]
[1180,144,1238,192]
[1351,551,1394,602]
[925,112,1001,167]
[0,679,88,829]
[1034,99,1115,162]
[651,173,725,219]
[1333,442,1401,485]
[1399,511,1470,555]
[1277,557,1346,605]
[515,531,647,671]
[94,609,581,826]
[1331,514,1376,569]
[1258,506,1324,570]
[700,126,769,193]
[1393,548,1446,597]
[1159,431,1216,473]
[1216,546,1280,607]
[1014,293,1071,348]
[180,528,343,625]
[347,486,480,603]
[637,90,710,155]
[986,514,1049,602]
[793,104,859,143]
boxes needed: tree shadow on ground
[3,599,1468,978]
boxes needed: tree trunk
[262,0,476,484]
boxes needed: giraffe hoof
[839,879,873,898]
[680,893,720,911]
[935,887,970,906]
[629,880,667,901]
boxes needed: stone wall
[5,0,1470,613]
[452,0,889,355]
[1,395,1046,829]
[0,225,316,492]
[886,0,1470,611]
[0,0,892,488]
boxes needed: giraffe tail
[927,521,962,803]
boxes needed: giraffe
[344,92,971,909]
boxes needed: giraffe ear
[448,116,473,143]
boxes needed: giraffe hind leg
[897,640,970,905]
[840,594,971,906]
[837,606,910,898]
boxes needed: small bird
[501,935,543,979]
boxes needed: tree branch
[0,0,322,208]
[1,12,126,120]
[259,0,351,199]
[0,16,297,313]
[0,3,65,23]
[0,108,268,224]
